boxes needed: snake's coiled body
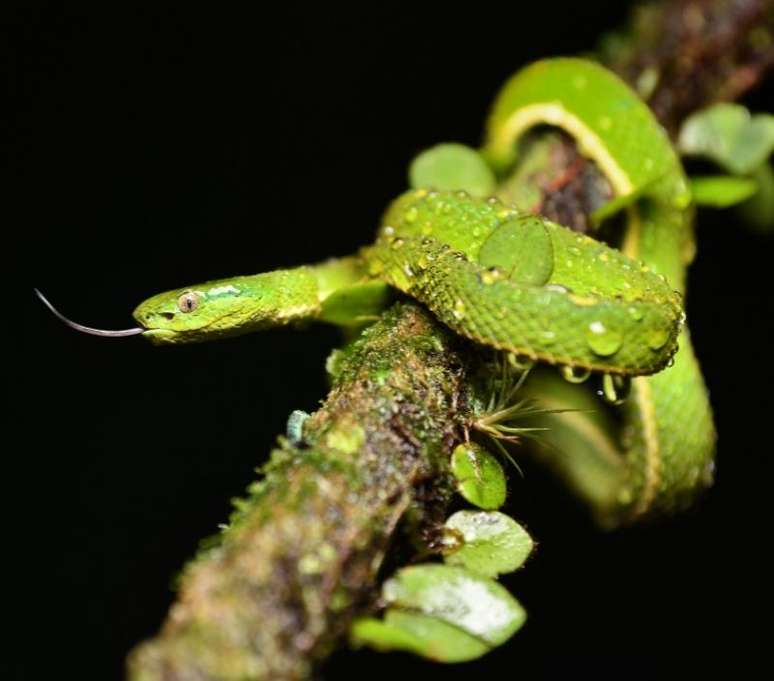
[366,190,682,376]
[130,58,716,527]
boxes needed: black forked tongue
[35,289,144,338]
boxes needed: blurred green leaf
[450,442,507,509]
[410,143,496,197]
[443,510,534,577]
[678,104,774,175]
[689,175,758,207]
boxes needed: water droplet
[560,365,592,384]
[666,356,675,368]
[480,267,502,285]
[568,246,581,256]
[647,327,669,351]
[598,373,631,405]
[455,189,468,198]
[417,255,429,270]
[472,226,481,237]
[391,237,404,250]
[453,299,466,320]
[404,207,418,224]
[628,306,643,321]
[585,320,623,356]
[545,283,570,294]
[403,263,414,278]
[487,196,501,206]
[598,252,609,262]
[508,352,535,370]
[382,225,395,237]
[414,189,428,199]
[702,460,716,485]
[540,330,556,345]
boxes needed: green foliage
[689,175,759,207]
[442,510,534,577]
[409,143,496,197]
[450,443,507,510]
[678,103,774,175]
[351,565,526,663]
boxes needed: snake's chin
[142,328,179,345]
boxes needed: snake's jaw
[140,328,179,345]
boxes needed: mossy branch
[128,304,481,681]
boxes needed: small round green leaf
[451,443,507,509]
[382,564,526,647]
[409,143,496,197]
[443,510,534,577]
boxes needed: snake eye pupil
[177,291,200,313]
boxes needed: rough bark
[127,304,480,681]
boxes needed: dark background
[13,3,772,680]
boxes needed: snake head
[133,277,270,345]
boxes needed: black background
[13,3,772,680]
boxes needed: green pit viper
[37,58,716,527]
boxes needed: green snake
[37,58,715,527]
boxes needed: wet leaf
[443,510,534,577]
[351,611,489,662]
[382,564,526,647]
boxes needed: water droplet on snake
[508,352,535,370]
[598,373,631,405]
[560,365,592,384]
[545,283,570,294]
[480,267,502,285]
[585,320,623,356]
[647,327,669,351]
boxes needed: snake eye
[177,291,200,313]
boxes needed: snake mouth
[35,289,145,338]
